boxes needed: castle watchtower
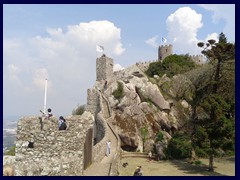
[96,54,113,82]
[158,44,173,61]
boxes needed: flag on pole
[162,37,167,43]
[96,45,104,52]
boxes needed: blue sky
[3,4,235,118]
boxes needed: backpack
[59,122,67,130]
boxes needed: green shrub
[72,105,85,115]
[145,61,163,77]
[156,131,164,142]
[145,54,197,78]
[195,147,208,158]
[4,146,15,156]
[194,160,202,165]
[165,132,192,159]
[112,81,124,100]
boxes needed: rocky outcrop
[139,83,170,110]
[154,142,167,160]
[104,65,191,153]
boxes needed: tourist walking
[106,140,111,156]
[148,151,152,161]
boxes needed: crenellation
[158,44,173,61]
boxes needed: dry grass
[119,156,235,176]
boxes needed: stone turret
[158,44,173,61]
[96,54,114,82]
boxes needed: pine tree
[192,33,235,172]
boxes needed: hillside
[102,63,213,154]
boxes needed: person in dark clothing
[47,108,53,119]
[133,166,143,176]
[104,81,108,91]
[58,116,67,130]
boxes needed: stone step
[121,152,155,158]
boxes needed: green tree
[156,131,164,142]
[193,33,235,172]
[165,132,192,159]
[219,32,227,44]
[140,126,148,152]
[145,54,197,78]
[112,81,124,100]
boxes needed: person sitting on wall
[58,116,67,130]
[47,108,53,119]
[40,108,53,120]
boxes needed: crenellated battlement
[158,44,173,61]
[189,54,205,64]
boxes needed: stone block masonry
[15,112,94,176]
[86,88,100,117]
[158,44,173,61]
[96,54,114,82]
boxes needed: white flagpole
[43,78,48,114]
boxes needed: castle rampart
[15,112,94,176]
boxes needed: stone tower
[96,54,114,82]
[158,44,173,61]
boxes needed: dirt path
[119,157,235,176]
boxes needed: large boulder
[141,83,170,110]
[119,134,139,151]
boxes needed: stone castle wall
[136,60,157,72]
[86,88,100,117]
[96,54,114,82]
[189,55,205,64]
[15,112,94,176]
[92,112,111,162]
[158,44,205,64]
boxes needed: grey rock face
[154,142,167,160]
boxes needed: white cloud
[145,35,159,48]
[205,33,218,42]
[3,20,125,116]
[166,7,203,55]
[66,20,125,56]
[165,5,234,55]
[32,68,49,90]
[198,4,235,42]
[7,64,21,82]
[113,63,125,72]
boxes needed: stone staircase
[121,152,155,159]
